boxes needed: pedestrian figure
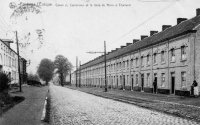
[153,80,157,93]
[193,80,199,97]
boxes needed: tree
[54,55,72,86]
[28,73,40,82]
[37,58,54,85]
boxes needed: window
[153,53,157,64]
[147,55,150,65]
[161,73,165,87]
[136,74,138,85]
[130,59,133,68]
[147,73,150,86]
[127,60,129,68]
[181,46,186,60]
[141,56,144,66]
[170,48,175,62]
[136,58,138,67]
[161,51,165,63]
[181,72,186,88]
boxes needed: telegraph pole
[16,31,22,92]
[76,56,78,87]
[69,70,71,85]
[104,41,107,92]
[86,41,107,92]
[79,61,81,87]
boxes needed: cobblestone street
[50,84,199,125]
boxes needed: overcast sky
[0,0,200,73]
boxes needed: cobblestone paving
[50,85,199,125]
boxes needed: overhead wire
[109,1,175,46]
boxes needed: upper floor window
[153,53,157,64]
[161,51,165,63]
[127,60,129,68]
[136,58,139,67]
[170,48,175,62]
[130,59,133,68]
[181,46,186,60]
[147,54,150,65]
[181,71,186,88]
[141,56,144,66]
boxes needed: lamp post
[87,41,107,92]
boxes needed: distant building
[73,8,200,96]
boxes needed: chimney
[133,39,139,44]
[150,31,158,36]
[126,43,132,46]
[120,46,125,48]
[177,18,187,24]
[196,8,200,16]
[162,25,172,31]
[141,35,148,40]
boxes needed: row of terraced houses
[0,39,27,85]
[72,8,200,96]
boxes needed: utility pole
[76,56,78,87]
[69,70,71,85]
[16,31,22,92]
[104,41,107,92]
[79,61,81,87]
[86,41,108,92]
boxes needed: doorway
[131,75,134,90]
[116,76,118,88]
[153,73,157,93]
[123,75,125,90]
[171,72,175,94]
[141,74,144,91]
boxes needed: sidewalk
[67,86,200,123]
[0,85,49,125]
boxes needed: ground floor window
[147,73,150,87]
[161,73,165,87]
[181,71,186,88]
[136,74,138,85]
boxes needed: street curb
[41,96,47,121]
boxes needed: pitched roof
[81,15,200,69]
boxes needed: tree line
[29,54,73,86]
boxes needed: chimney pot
[141,35,148,40]
[133,39,139,44]
[162,25,172,31]
[177,18,187,24]
[126,43,132,46]
[196,8,200,16]
[150,31,158,36]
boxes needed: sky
[0,0,200,74]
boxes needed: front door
[116,76,118,88]
[123,75,125,90]
[154,73,157,93]
[141,74,144,91]
[131,75,134,90]
[171,72,175,94]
